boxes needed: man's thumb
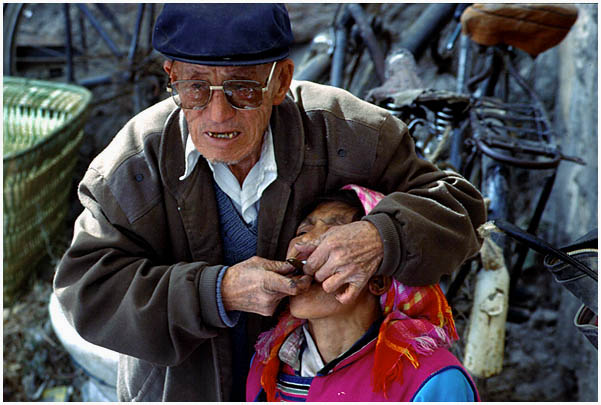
[265,273,312,295]
[264,258,295,275]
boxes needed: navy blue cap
[152,4,294,66]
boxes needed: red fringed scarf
[253,280,457,401]
[373,282,458,397]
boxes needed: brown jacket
[54,81,486,401]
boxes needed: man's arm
[365,114,486,282]
[302,113,486,303]
[54,168,308,366]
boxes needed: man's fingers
[320,271,347,294]
[303,245,330,277]
[294,275,313,292]
[293,239,320,256]
[263,258,296,275]
[264,273,311,296]
[335,283,363,305]
[321,270,368,304]
[291,241,319,273]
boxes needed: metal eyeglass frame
[166,61,278,110]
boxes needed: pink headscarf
[341,184,385,214]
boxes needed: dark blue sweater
[213,182,258,401]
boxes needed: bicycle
[369,3,586,378]
[3,3,165,113]
[294,3,392,97]
[294,4,459,99]
[491,220,597,349]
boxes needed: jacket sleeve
[363,114,486,285]
[53,167,226,367]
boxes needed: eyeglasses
[167,62,277,110]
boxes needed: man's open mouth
[207,131,239,139]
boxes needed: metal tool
[286,258,307,276]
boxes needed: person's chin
[289,285,330,319]
[289,297,309,319]
[206,157,240,166]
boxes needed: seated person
[246,185,479,402]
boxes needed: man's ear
[368,276,392,296]
[163,60,174,77]
[271,58,294,106]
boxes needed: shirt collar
[178,112,277,223]
[278,318,384,377]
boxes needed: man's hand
[221,256,312,316]
[295,221,383,305]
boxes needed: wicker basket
[3,77,92,304]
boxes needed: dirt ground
[3,3,597,402]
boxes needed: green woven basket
[3,77,92,305]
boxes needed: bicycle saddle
[460,4,579,57]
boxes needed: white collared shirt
[300,324,326,377]
[178,112,278,224]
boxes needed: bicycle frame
[295,4,390,97]
[67,4,155,87]
[7,4,156,88]
[330,4,386,88]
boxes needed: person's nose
[205,89,235,122]
[288,223,329,258]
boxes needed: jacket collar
[159,106,190,200]
[269,92,305,184]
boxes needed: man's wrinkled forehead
[173,61,266,77]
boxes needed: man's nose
[205,89,235,121]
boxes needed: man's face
[166,61,288,169]
[287,201,366,320]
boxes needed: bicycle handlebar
[494,219,597,281]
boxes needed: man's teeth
[208,132,238,139]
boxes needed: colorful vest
[246,334,479,402]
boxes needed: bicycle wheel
[4,3,168,159]
[5,4,104,81]
[3,3,164,110]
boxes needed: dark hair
[299,190,364,223]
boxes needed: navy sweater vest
[213,182,258,401]
[213,183,258,266]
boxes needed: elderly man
[54,4,486,401]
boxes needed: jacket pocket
[118,354,166,402]
[133,365,166,401]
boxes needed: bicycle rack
[470,97,585,169]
